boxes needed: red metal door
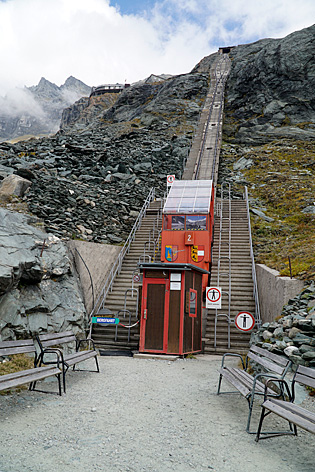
[142,282,167,351]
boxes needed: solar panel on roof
[163,180,213,214]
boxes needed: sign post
[206,287,221,309]
[234,312,255,332]
[167,174,175,188]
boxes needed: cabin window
[186,215,207,230]
[171,215,185,230]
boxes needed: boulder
[0,174,32,200]
[0,208,87,341]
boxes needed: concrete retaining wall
[67,241,121,314]
[256,263,304,324]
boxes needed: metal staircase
[204,198,257,355]
[90,199,162,353]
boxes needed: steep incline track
[182,55,230,185]
[91,51,257,354]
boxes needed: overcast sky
[0,0,314,96]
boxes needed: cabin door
[143,282,167,351]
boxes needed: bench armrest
[38,348,64,368]
[76,338,96,352]
[221,352,246,370]
[263,377,292,402]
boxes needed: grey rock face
[0,208,86,340]
[222,24,315,143]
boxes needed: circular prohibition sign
[206,287,221,303]
[167,174,175,184]
[234,311,255,332]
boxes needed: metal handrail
[214,182,232,349]
[123,288,139,342]
[244,186,261,328]
[88,187,156,328]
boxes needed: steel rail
[244,186,261,328]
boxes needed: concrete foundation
[256,264,304,324]
[67,241,121,314]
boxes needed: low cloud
[0,88,45,118]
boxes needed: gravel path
[0,355,314,472]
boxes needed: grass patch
[0,354,34,395]
[227,139,315,280]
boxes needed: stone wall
[256,264,304,324]
[67,240,121,314]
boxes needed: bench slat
[248,351,285,376]
[296,365,315,378]
[0,340,35,348]
[64,350,97,366]
[0,366,60,391]
[227,367,274,395]
[250,345,289,367]
[219,367,250,397]
[295,372,315,390]
[38,331,75,342]
[0,339,36,357]
[0,346,36,356]
[225,368,255,392]
[230,368,267,394]
[262,399,315,434]
[271,399,315,423]
[40,336,76,348]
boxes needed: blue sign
[165,245,172,261]
[92,317,119,324]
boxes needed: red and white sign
[234,312,255,332]
[167,174,175,186]
[133,273,141,283]
[206,287,221,309]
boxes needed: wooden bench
[217,345,292,432]
[0,339,62,395]
[256,364,315,441]
[36,331,99,393]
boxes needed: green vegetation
[227,139,315,280]
[0,354,34,395]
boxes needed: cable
[118,321,140,329]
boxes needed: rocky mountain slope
[0,72,208,243]
[0,24,315,343]
[0,76,91,142]
[225,25,315,144]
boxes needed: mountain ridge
[0,76,91,142]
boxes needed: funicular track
[90,51,259,354]
[182,53,258,354]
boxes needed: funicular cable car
[161,180,215,292]
[139,180,215,355]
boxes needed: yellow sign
[191,245,198,262]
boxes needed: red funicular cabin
[138,180,214,356]
[161,180,215,292]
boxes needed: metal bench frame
[256,365,315,441]
[217,345,292,433]
[36,331,99,393]
[0,339,62,395]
